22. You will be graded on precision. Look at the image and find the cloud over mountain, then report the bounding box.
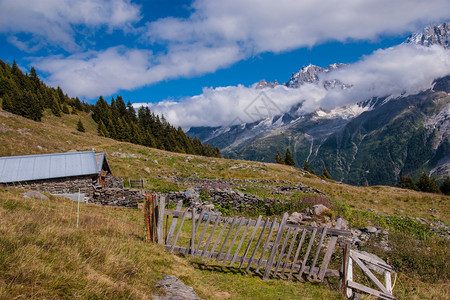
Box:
[138,43,450,128]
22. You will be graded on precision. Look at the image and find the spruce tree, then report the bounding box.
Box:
[97,120,108,137]
[275,150,285,164]
[416,171,440,193]
[322,167,331,179]
[303,161,310,172]
[77,119,85,132]
[62,103,70,114]
[284,148,295,166]
[397,175,416,190]
[440,177,450,195]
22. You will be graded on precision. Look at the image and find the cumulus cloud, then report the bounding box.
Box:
[29,0,450,98]
[0,0,141,51]
[35,44,242,98]
[320,44,450,108]
[136,43,450,128]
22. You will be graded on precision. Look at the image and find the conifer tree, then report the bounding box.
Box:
[284,148,295,166]
[77,119,85,132]
[275,150,285,164]
[440,177,450,195]
[416,171,439,193]
[62,103,70,114]
[97,120,108,137]
[303,161,310,172]
[397,175,416,190]
[322,167,331,179]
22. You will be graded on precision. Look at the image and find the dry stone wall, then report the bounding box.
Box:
[4,175,143,208]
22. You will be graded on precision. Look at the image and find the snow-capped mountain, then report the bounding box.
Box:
[406,22,450,48]
[187,23,450,186]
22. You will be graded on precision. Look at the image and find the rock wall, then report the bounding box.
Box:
[91,187,143,208]
[4,176,96,197]
[4,175,142,208]
[164,188,265,211]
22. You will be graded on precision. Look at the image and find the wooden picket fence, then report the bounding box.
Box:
[152,194,353,282]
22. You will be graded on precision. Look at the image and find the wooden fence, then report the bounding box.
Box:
[153,194,353,282]
[342,243,395,300]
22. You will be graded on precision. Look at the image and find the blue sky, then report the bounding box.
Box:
[0,0,449,127]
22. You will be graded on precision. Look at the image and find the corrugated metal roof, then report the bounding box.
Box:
[0,151,102,183]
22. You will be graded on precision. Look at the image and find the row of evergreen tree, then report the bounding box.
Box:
[397,172,450,195]
[0,59,220,158]
[92,96,221,157]
[0,60,91,121]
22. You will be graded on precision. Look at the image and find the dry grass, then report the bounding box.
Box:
[1,108,449,299]
[0,189,344,299]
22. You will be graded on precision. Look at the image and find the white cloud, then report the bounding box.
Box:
[26,0,450,98]
[320,44,450,108]
[0,0,141,51]
[35,44,242,98]
[147,0,450,53]
[136,44,450,129]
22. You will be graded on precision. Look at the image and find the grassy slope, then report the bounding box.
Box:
[0,108,449,299]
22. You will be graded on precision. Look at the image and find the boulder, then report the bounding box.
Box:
[312,204,329,216]
[22,191,49,200]
[154,275,203,300]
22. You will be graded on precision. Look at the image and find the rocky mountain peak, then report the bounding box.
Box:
[406,22,450,48]
[255,79,280,89]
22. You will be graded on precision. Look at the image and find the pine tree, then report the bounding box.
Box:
[62,103,70,114]
[97,120,108,137]
[284,148,295,166]
[77,119,85,132]
[322,167,331,179]
[275,150,285,164]
[416,171,439,193]
[303,161,310,172]
[397,175,416,190]
[2,94,13,112]
[440,177,450,195]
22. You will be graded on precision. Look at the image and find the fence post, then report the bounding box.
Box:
[156,194,165,245]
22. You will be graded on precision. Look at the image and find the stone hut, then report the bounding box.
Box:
[0,151,143,207]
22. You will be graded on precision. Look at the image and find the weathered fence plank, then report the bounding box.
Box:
[166,200,183,245]
[239,215,262,269]
[288,228,307,280]
[309,226,328,280]
[201,216,220,259]
[263,212,289,280]
[207,217,231,262]
[215,216,238,262]
[231,218,251,266]
[298,227,317,280]
[256,217,277,273]
[273,227,292,277]
[156,195,165,245]
[246,217,270,272]
[195,211,211,254]
[281,227,299,278]
[318,218,342,280]
[223,217,245,264]
[170,209,188,251]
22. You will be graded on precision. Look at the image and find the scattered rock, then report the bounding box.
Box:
[154,275,203,300]
[153,160,159,164]
[22,191,49,200]
[144,167,151,174]
[36,145,43,150]
[197,164,205,168]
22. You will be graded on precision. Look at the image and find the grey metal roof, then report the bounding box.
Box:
[0,151,103,183]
